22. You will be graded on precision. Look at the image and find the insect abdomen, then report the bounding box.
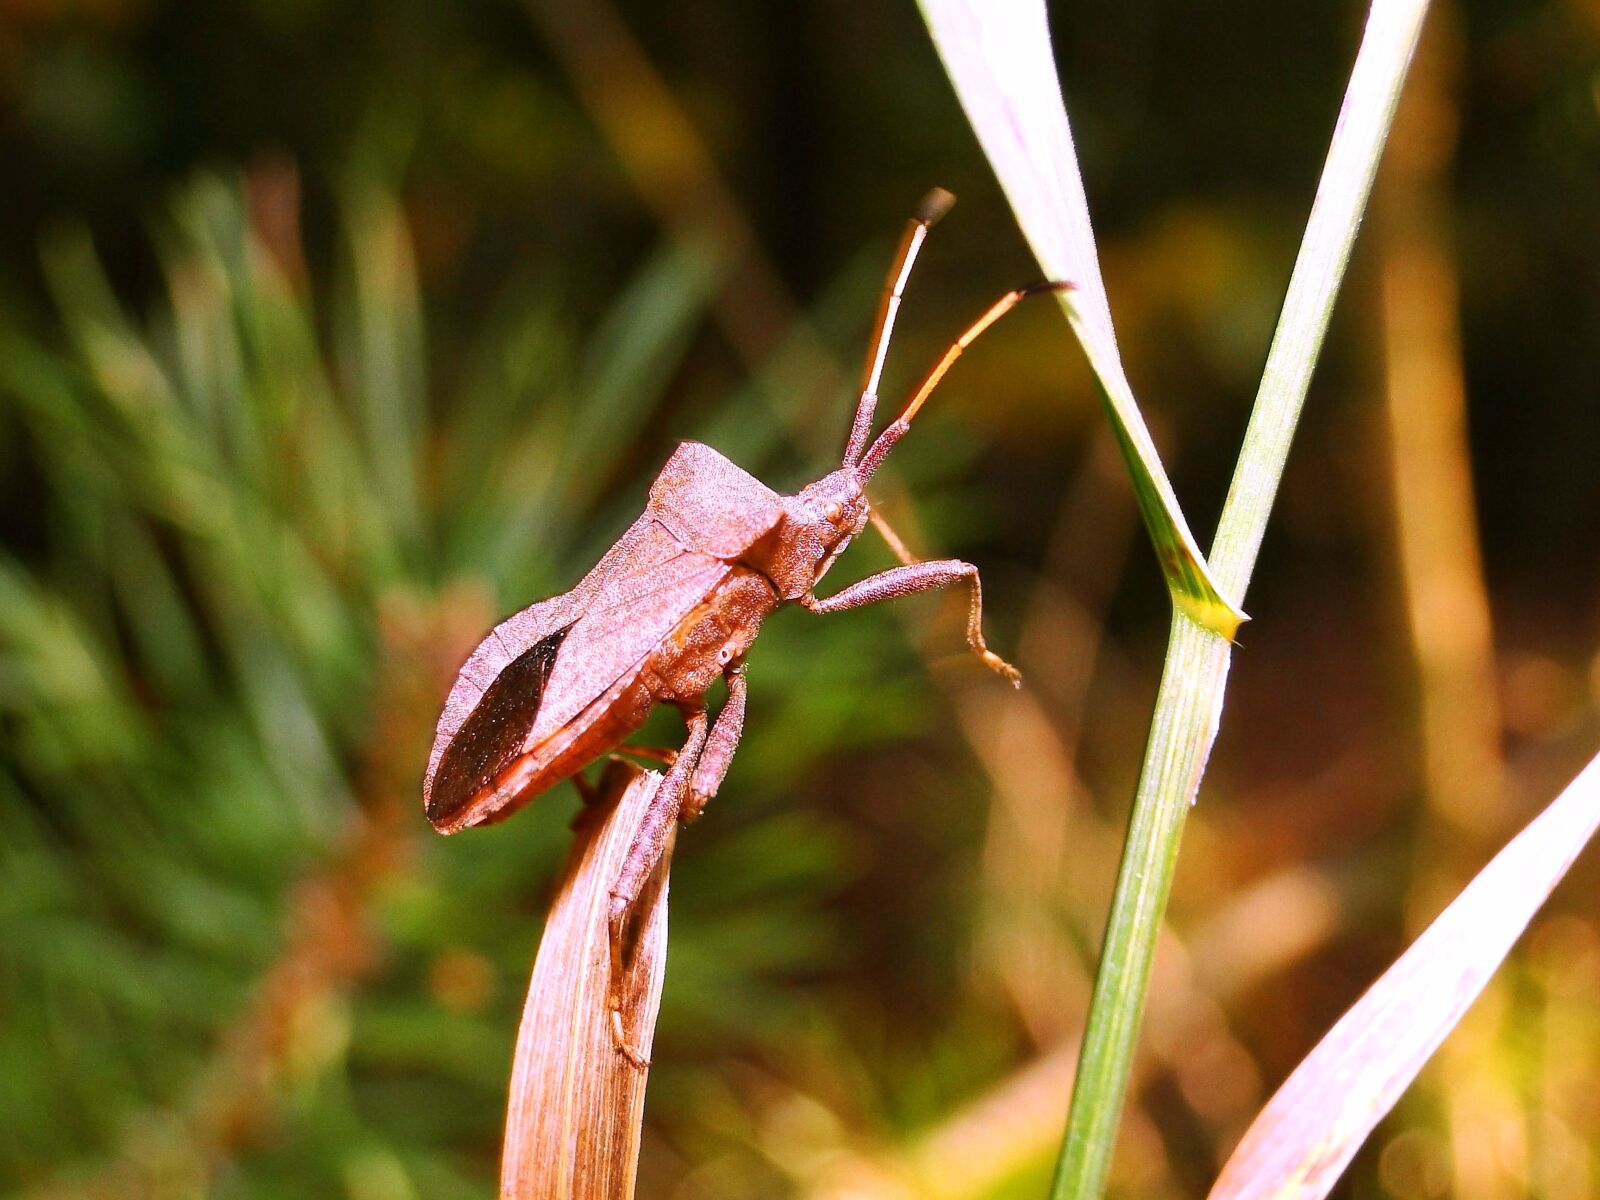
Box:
[643,569,777,702]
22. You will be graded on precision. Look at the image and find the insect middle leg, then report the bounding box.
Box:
[683,663,747,823]
[802,559,1021,686]
[606,704,709,1068]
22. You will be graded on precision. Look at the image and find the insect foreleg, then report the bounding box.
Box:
[683,664,747,823]
[607,705,710,1069]
[802,559,1022,686]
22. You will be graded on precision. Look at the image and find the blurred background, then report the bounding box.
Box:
[1,0,1598,1197]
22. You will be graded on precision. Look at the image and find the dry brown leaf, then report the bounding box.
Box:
[500,761,673,1200]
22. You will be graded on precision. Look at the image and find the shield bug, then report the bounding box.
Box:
[423,189,1069,1064]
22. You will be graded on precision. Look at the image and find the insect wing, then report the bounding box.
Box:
[423,514,729,827]
[528,536,728,745]
[427,513,666,780]
[648,441,782,559]
[427,624,573,825]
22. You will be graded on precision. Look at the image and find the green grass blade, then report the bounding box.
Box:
[1053,4,1432,1198]
[918,0,1245,639]
[918,1,1430,1196]
[1210,0,1433,595]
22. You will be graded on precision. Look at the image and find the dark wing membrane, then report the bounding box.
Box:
[423,587,583,816]
[426,625,571,823]
[424,512,669,791]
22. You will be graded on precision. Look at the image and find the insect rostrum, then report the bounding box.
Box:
[422,189,1068,1066]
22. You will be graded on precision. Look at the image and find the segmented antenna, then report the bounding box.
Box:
[857,281,1074,480]
[845,188,957,465]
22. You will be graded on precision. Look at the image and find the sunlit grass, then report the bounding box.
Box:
[920,0,1438,1196]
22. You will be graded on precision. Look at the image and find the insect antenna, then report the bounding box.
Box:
[844,187,957,466]
[856,280,1074,481]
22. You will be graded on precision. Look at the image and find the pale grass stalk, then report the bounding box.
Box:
[1375,13,1520,1197]
[1378,11,1504,847]
[500,763,672,1200]
[919,0,1243,635]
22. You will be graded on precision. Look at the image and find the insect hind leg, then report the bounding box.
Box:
[618,743,679,767]
[606,705,710,1069]
[573,743,680,812]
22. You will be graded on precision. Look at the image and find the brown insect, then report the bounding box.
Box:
[422,189,1068,1065]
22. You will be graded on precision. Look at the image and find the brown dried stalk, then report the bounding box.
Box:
[1375,14,1519,1199]
[500,760,673,1200]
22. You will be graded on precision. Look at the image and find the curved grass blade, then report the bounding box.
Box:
[1210,750,1600,1200]
[917,0,1245,638]
[918,3,1433,1198]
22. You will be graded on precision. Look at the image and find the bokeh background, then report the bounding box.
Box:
[2,1,1598,1197]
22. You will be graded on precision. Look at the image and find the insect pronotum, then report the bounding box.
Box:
[422,189,1069,1066]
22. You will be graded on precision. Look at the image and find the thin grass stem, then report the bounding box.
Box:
[1050,2,1432,1196]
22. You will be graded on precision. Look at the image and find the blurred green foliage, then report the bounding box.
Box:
[0,166,972,1192]
[0,168,945,1194]
[1,1,1598,1198]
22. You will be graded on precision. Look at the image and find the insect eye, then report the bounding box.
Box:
[823,501,844,524]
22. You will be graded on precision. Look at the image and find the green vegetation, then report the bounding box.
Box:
[2,2,1597,1197]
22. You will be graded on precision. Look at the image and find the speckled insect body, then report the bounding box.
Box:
[422,190,1067,1066]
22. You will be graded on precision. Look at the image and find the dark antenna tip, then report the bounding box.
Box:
[1021,279,1075,298]
[915,187,957,228]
